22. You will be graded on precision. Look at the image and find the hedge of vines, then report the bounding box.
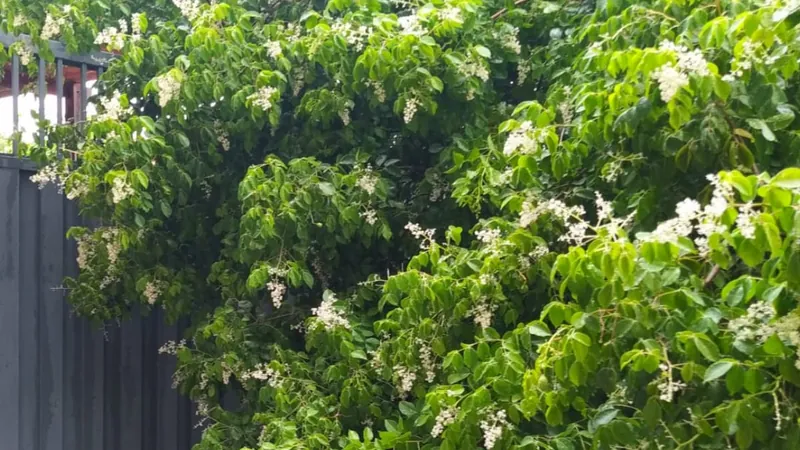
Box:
[8,0,800,448]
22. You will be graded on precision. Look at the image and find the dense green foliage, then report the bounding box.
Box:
[9,0,800,448]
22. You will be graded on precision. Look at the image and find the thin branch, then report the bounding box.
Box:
[703,264,720,286]
[492,0,529,20]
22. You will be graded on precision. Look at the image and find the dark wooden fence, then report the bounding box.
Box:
[0,34,199,450]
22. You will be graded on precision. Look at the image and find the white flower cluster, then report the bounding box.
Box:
[356,166,379,195]
[496,26,521,55]
[96,91,133,122]
[394,365,417,397]
[266,280,286,308]
[736,202,757,239]
[158,339,187,355]
[331,21,372,52]
[729,302,800,368]
[652,40,710,102]
[76,235,94,270]
[339,106,352,126]
[248,86,279,112]
[405,222,436,249]
[41,13,66,40]
[398,14,425,37]
[468,297,497,329]
[656,363,686,402]
[460,60,490,82]
[431,406,458,438]
[503,121,548,156]
[131,13,143,40]
[723,39,780,81]
[99,228,122,288]
[143,280,163,305]
[111,177,134,204]
[360,209,378,225]
[12,14,26,29]
[155,73,182,107]
[367,80,386,103]
[30,163,67,192]
[241,363,283,388]
[417,339,436,382]
[404,97,420,123]
[95,19,129,50]
[173,0,200,21]
[214,121,231,151]
[264,40,282,59]
[476,228,501,246]
[479,409,509,449]
[16,43,34,66]
[66,177,89,200]
[644,174,735,255]
[438,7,463,23]
[517,60,531,85]
[311,293,351,330]
[518,198,585,229]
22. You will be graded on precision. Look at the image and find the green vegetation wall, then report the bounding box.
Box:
[7,0,800,448]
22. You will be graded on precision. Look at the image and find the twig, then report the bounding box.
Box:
[492,0,529,20]
[703,264,720,286]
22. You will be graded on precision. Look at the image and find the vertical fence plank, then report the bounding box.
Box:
[38,56,46,146]
[56,59,64,127]
[142,313,158,450]
[120,312,143,450]
[80,64,88,125]
[103,324,121,450]
[19,172,40,450]
[0,164,21,449]
[39,188,65,450]
[156,314,180,450]
[12,54,19,155]
[62,201,81,450]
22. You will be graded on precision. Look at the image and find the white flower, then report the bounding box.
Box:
[360,209,378,225]
[96,91,133,122]
[155,73,182,107]
[111,177,134,204]
[675,198,701,221]
[431,406,458,438]
[417,339,436,383]
[736,202,757,239]
[248,86,279,112]
[357,166,379,195]
[12,14,26,29]
[266,280,286,308]
[595,192,614,222]
[439,7,463,23]
[468,297,497,329]
[241,363,283,388]
[652,65,688,102]
[503,122,547,156]
[366,80,386,103]
[94,26,126,50]
[476,228,501,246]
[30,163,67,192]
[158,339,187,355]
[405,222,436,249]
[398,14,425,36]
[404,97,420,123]
[16,43,34,66]
[264,40,282,59]
[144,281,163,305]
[479,409,509,449]
[41,13,63,41]
[460,60,490,82]
[312,292,351,330]
[172,0,200,21]
[394,365,417,396]
[131,13,143,40]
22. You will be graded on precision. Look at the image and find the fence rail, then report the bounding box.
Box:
[0,33,199,450]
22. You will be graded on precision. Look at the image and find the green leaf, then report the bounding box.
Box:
[160,201,172,218]
[589,408,618,431]
[528,321,551,337]
[318,182,336,196]
[398,401,416,416]
[772,168,800,189]
[694,336,720,361]
[350,350,367,360]
[704,361,734,382]
[474,45,491,58]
